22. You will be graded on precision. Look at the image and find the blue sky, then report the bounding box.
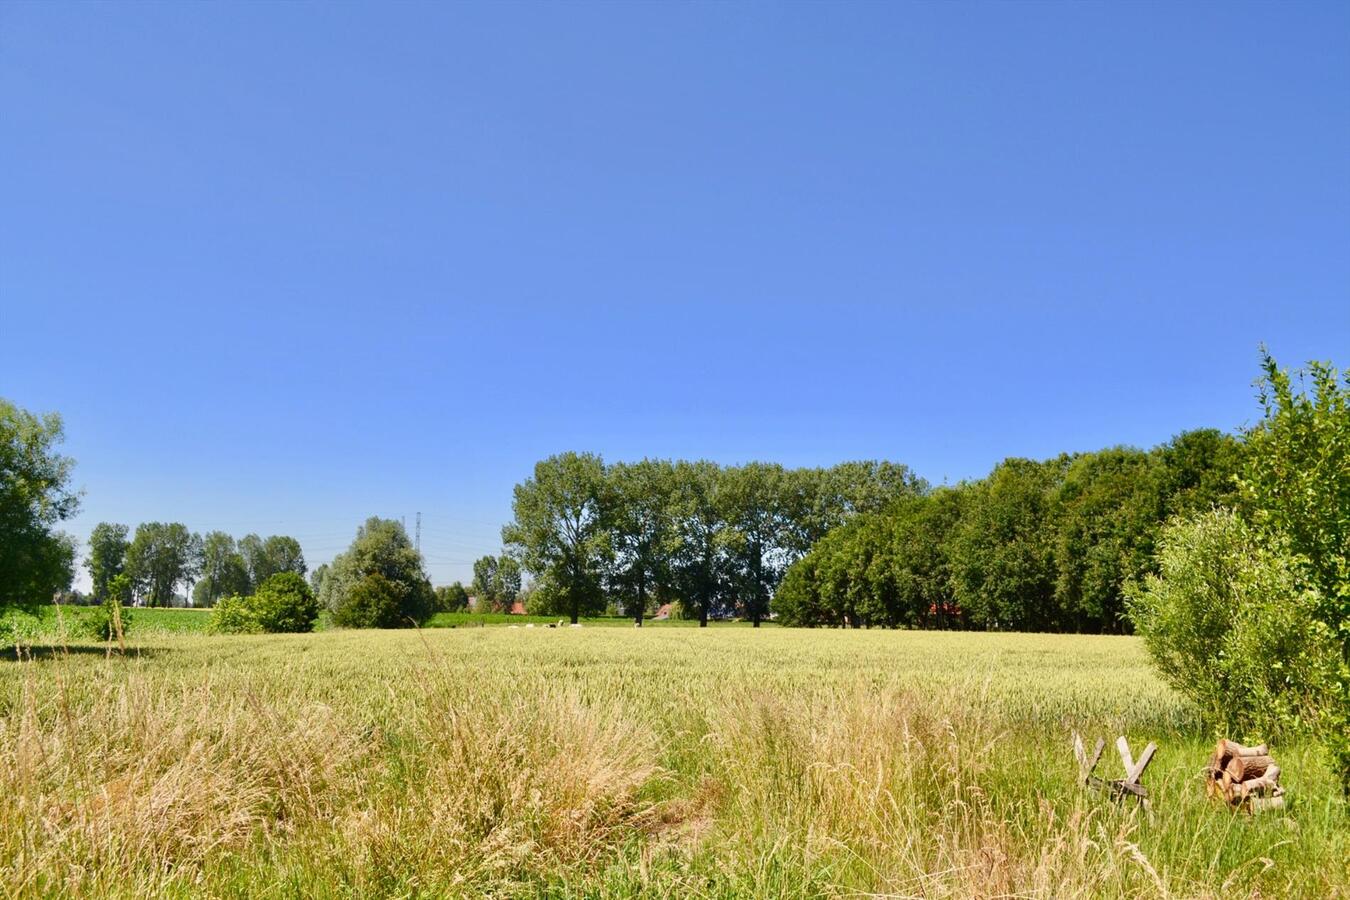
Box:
[2,1,1347,588]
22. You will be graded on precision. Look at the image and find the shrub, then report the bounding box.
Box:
[80,599,132,643]
[332,573,412,629]
[211,595,261,634]
[1239,353,1350,790]
[1126,509,1339,740]
[251,572,319,633]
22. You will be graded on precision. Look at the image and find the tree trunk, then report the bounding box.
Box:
[634,574,645,628]
[699,602,708,627]
[750,543,763,628]
[570,590,579,625]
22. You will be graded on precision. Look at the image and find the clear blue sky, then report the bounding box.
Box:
[3,1,1347,589]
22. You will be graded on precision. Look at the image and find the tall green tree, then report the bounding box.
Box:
[1052,448,1162,633]
[320,517,433,628]
[0,399,80,610]
[887,488,967,628]
[949,457,1067,631]
[791,460,927,551]
[666,460,734,627]
[1241,353,1349,608]
[604,458,677,627]
[721,462,796,627]
[124,523,203,607]
[193,531,250,607]
[815,515,898,628]
[85,522,130,602]
[239,533,306,590]
[471,555,499,608]
[472,553,522,612]
[1154,428,1244,519]
[503,452,609,624]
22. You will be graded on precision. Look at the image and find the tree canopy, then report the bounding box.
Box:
[85,522,129,603]
[0,399,80,610]
[778,431,1246,632]
[501,454,925,626]
[125,523,202,608]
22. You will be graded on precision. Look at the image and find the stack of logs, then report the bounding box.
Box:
[1207,739,1284,812]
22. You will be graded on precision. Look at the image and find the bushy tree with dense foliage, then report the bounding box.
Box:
[503,452,610,624]
[332,573,415,629]
[0,399,80,610]
[250,571,320,633]
[1154,428,1244,519]
[1051,448,1162,632]
[321,517,433,628]
[1241,354,1348,789]
[887,488,968,628]
[1128,509,1338,738]
[1240,354,1348,620]
[949,457,1067,631]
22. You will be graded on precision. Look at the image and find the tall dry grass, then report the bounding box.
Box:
[1,628,1346,897]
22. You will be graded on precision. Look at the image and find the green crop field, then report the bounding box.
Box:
[1,627,1346,898]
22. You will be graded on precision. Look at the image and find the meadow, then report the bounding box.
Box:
[1,626,1346,898]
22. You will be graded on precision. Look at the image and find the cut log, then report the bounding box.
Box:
[1235,765,1282,799]
[1218,739,1268,758]
[1225,754,1274,781]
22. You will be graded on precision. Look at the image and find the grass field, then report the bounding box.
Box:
[1,627,1346,898]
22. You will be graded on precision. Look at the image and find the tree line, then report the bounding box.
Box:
[84,523,306,607]
[499,457,926,625]
[775,430,1242,631]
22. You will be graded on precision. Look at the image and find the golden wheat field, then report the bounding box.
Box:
[1,626,1346,898]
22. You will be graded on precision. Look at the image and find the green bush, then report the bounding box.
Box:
[1240,353,1350,790]
[251,572,319,633]
[80,599,132,642]
[209,574,319,635]
[331,573,418,629]
[211,595,262,634]
[1127,509,1339,741]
